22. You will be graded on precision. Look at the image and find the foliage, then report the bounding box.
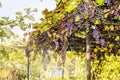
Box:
[1,47,120,80]
[92,55,120,80]
[0,8,37,42]
[0,8,38,65]
[0,0,120,80]
[0,44,27,80]
[29,0,120,64]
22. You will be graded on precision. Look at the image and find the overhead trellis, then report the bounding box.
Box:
[28,0,120,54]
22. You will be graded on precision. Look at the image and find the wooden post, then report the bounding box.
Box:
[14,45,31,80]
[86,26,91,80]
[27,55,30,80]
[25,46,30,80]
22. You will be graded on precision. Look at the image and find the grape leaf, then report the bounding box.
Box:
[24,8,30,14]
[24,15,35,21]
[94,19,100,25]
[55,0,61,4]
[2,17,9,21]
[1,49,9,60]
[65,0,78,13]
[32,8,38,12]
[94,48,98,53]
[97,0,104,6]
[16,12,22,15]
[53,13,58,24]
[115,36,120,41]
[75,15,80,22]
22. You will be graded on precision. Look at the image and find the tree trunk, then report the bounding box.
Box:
[86,27,91,80]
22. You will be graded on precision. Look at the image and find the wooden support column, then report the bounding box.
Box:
[25,46,30,80]
[86,26,91,80]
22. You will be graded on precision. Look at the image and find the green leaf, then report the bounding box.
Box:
[97,0,104,6]
[65,0,78,13]
[9,22,17,27]
[75,15,80,22]
[55,0,61,4]
[24,8,30,14]
[62,0,67,2]
[115,36,120,41]
[94,48,98,53]
[24,15,35,21]
[94,19,101,25]
[41,26,50,33]
[32,8,38,12]
[75,32,86,39]
[16,12,22,15]
[53,13,58,24]
[66,51,76,58]
[104,26,109,30]
[2,17,9,21]
[1,49,9,60]
[6,29,13,37]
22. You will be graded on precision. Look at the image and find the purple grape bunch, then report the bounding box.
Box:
[67,21,74,37]
[93,29,100,44]
[100,38,105,47]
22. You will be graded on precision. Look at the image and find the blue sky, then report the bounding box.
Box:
[0,0,56,40]
[0,0,56,20]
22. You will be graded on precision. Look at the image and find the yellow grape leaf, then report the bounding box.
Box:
[58,13,64,20]
[104,25,109,30]
[65,0,79,13]
[53,13,58,24]
[97,0,104,6]
[61,28,67,34]
[104,13,109,18]
[96,46,101,51]
[109,48,112,53]
[47,31,52,38]
[53,32,56,38]
[109,43,114,48]
[103,47,108,52]
[47,19,52,24]
[118,49,120,55]
[42,8,48,15]
[83,13,88,19]
[75,32,86,39]
[94,48,98,53]
[75,15,80,22]
[94,19,100,25]
[1,68,9,77]
[109,25,114,31]
[66,51,76,58]
[77,0,81,1]
[56,34,60,39]
[55,0,61,4]
[41,26,50,33]
[118,15,120,20]
[100,48,104,52]
[115,36,120,41]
